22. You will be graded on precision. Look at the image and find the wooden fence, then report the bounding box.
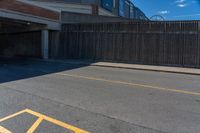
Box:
[0,21,199,68]
[50,21,200,68]
[62,21,200,33]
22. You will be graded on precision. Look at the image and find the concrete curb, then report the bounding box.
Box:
[90,64,200,76]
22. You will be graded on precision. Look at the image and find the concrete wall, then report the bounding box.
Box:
[61,12,131,23]
[82,0,100,5]
[22,0,115,16]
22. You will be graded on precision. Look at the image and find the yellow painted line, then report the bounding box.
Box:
[0,109,89,133]
[0,110,27,123]
[26,117,43,133]
[0,126,12,133]
[56,73,200,96]
[26,109,89,133]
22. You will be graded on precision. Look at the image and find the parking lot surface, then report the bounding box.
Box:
[0,59,200,133]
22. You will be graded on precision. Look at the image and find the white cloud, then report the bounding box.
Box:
[177,3,188,7]
[158,10,170,15]
[174,0,189,7]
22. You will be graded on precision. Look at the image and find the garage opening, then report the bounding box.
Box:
[0,18,45,59]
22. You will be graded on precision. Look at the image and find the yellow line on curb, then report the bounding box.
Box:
[56,73,200,96]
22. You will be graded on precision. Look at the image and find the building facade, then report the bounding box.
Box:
[29,0,148,20]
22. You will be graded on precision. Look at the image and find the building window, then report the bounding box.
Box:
[101,0,113,11]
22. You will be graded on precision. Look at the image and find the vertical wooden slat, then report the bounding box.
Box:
[49,21,200,68]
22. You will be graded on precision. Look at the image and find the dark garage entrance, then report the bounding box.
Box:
[0,18,45,59]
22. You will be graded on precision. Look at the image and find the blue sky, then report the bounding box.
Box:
[132,0,200,20]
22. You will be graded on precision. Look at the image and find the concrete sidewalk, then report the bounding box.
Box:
[91,62,200,75]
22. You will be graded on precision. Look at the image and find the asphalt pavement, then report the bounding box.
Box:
[0,59,200,133]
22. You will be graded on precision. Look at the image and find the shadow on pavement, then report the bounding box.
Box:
[0,57,92,84]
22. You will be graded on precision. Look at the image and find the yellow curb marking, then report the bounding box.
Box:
[0,126,12,133]
[0,109,89,133]
[56,73,200,96]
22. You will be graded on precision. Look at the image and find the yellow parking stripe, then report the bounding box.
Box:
[26,117,43,133]
[26,109,89,133]
[56,73,200,96]
[0,126,12,133]
[0,110,27,123]
[0,109,89,133]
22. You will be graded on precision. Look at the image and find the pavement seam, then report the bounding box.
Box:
[0,84,166,133]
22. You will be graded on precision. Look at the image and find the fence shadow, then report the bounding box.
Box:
[0,57,93,84]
